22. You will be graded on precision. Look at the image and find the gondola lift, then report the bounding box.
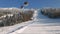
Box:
[20,0,29,8]
[24,1,29,6]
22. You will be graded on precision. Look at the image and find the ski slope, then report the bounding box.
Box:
[0,8,60,34]
[9,9,60,34]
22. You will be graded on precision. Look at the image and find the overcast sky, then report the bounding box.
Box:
[0,0,60,8]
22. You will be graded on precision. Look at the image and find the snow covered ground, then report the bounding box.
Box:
[9,9,60,34]
[0,8,35,34]
[0,8,60,34]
